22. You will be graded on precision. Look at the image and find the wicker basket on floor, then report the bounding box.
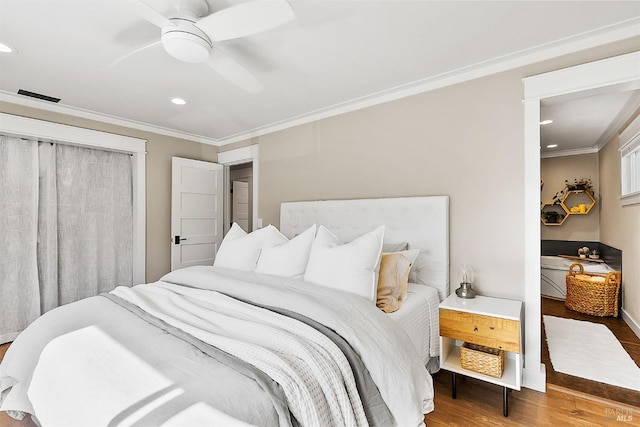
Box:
[565,262,621,317]
[460,342,504,378]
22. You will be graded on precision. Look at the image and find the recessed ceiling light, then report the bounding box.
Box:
[546,144,558,148]
[170,97,186,105]
[0,42,16,53]
[540,119,554,125]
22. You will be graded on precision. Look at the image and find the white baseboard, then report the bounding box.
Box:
[622,308,640,340]
[523,364,546,392]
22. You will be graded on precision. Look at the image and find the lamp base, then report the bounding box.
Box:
[455,282,476,299]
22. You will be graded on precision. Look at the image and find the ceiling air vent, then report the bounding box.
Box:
[17,89,60,103]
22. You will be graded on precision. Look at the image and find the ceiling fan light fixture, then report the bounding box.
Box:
[162,30,211,63]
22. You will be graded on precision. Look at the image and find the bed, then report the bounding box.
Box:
[0,196,449,427]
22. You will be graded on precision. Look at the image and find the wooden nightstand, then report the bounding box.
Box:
[439,293,523,417]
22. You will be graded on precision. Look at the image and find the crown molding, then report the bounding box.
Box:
[0,91,221,146]
[1,17,639,147]
[618,100,640,151]
[541,90,640,159]
[595,91,640,151]
[540,146,599,159]
[219,18,640,145]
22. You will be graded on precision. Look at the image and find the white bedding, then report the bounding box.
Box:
[389,283,440,370]
[279,197,448,374]
[111,283,368,427]
[162,267,434,426]
[1,267,434,427]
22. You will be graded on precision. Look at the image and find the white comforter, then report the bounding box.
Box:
[111,283,368,427]
[1,266,434,426]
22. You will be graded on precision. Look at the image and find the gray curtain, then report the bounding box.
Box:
[1,136,133,344]
[0,136,40,343]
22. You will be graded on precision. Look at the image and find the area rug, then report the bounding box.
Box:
[543,315,640,391]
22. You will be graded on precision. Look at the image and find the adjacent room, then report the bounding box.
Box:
[539,89,640,407]
[1,1,639,426]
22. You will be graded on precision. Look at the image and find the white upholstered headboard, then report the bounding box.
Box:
[280,196,450,301]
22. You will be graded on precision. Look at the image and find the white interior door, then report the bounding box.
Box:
[171,157,223,270]
[232,180,250,232]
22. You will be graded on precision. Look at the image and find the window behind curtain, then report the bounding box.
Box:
[0,136,133,343]
[39,143,133,311]
[0,135,40,343]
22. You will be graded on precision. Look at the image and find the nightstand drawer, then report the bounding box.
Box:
[439,309,520,352]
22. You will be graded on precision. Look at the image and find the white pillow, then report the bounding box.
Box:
[382,242,408,252]
[255,224,317,278]
[213,223,286,271]
[304,225,385,302]
[398,248,420,266]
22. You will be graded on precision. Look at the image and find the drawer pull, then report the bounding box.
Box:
[490,326,495,330]
[473,327,478,332]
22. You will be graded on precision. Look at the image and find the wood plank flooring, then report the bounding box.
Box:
[541,297,640,407]
[0,310,640,427]
[0,343,36,427]
[0,345,7,365]
[425,371,640,426]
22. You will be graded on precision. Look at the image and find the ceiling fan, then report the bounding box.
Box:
[115,0,295,93]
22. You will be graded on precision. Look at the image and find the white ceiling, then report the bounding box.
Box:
[0,1,639,146]
[540,89,640,158]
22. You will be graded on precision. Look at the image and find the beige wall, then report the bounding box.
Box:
[218,37,640,309]
[540,153,600,241]
[2,35,639,350]
[236,71,527,300]
[599,114,640,326]
[542,139,639,327]
[145,137,217,281]
[0,101,218,282]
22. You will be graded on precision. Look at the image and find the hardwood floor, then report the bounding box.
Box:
[0,343,36,427]
[0,344,7,364]
[542,297,640,407]
[425,371,640,426]
[3,336,640,427]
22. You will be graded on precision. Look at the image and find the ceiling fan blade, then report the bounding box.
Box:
[125,0,174,28]
[196,0,294,42]
[207,49,263,93]
[110,40,163,67]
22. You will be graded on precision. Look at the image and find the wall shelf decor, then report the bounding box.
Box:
[540,188,596,226]
[561,189,596,215]
[540,202,568,225]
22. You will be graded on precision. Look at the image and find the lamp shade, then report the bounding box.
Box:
[460,264,474,284]
[456,264,476,298]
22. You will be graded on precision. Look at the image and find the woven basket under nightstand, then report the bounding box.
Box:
[565,262,621,317]
[460,342,504,378]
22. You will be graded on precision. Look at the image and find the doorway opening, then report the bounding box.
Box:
[217,145,260,235]
[537,88,640,406]
[229,162,253,232]
[523,51,640,392]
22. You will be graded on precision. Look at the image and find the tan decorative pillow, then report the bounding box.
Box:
[376,252,412,313]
